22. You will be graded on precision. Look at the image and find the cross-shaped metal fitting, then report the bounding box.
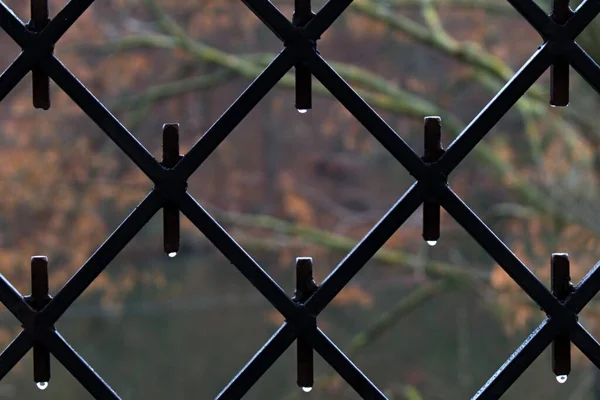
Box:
[550,0,573,107]
[292,0,316,113]
[23,256,52,388]
[551,253,573,383]
[421,116,445,246]
[25,0,52,110]
[292,257,319,392]
[161,123,184,258]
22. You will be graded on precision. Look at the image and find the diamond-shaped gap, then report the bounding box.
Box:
[349,196,556,398]
[451,66,600,288]
[58,210,281,398]
[314,0,542,125]
[445,60,580,242]
[438,0,542,71]
[534,70,600,287]
[58,0,284,54]
[184,80,413,293]
[54,0,286,134]
[16,88,152,293]
[317,246,540,400]
[53,1,181,136]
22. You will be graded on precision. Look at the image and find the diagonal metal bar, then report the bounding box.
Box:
[306,182,425,315]
[564,0,600,40]
[240,0,295,42]
[0,331,32,380]
[40,191,162,325]
[0,1,31,44]
[304,0,353,40]
[304,52,426,178]
[505,0,556,38]
[437,185,561,314]
[176,192,298,318]
[38,0,95,45]
[310,328,387,399]
[567,43,600,97]
[439,44,552,175]
[0,275,33,324]
[472,318,557,399]
[44,330,120,399]
[216,323,296,399]
[566,260,600,313]
[570,323,600,369]
[43,56,164,182]
[173,48,295,180]
[0,50,39,102]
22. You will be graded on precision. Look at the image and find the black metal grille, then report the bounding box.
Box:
[1,0,600,398]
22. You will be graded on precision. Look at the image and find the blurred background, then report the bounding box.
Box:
[1,0,600,398]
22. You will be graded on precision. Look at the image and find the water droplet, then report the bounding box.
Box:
[168,252,177,258]
[297,109,308,114]
[556,375,568,384]
[301,387,312,393]
[426,240,437,247]
[37,382,48,390]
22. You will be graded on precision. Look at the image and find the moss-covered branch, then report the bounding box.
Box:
[214,210,488,283]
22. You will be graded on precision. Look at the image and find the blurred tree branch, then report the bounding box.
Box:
[215,208,488,282]
[72,0,599,238]
[107,24,600,235]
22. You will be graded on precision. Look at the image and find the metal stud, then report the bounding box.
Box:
[293,257,318,392]
[551,253,573,381]
[550,0,573,107]
[28,0,51,110]
[292,0,314,113]
[26,256,51,386]
[422,117,444,246]
[162,123,183,257]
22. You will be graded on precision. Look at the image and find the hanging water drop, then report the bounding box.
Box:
[36,382,48,390]
[297,109,308,114]
[301,387,312,393]
[168,252,177,258]
[556,375,568,384]
[426,240,437,247]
